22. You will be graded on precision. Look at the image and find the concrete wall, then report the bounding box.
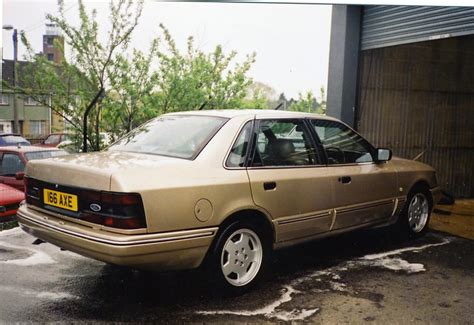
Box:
[326,5,361,127]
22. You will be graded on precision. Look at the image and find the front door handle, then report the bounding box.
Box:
[338,176,352,184]
[263,181,277,191]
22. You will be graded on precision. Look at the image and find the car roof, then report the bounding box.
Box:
[165,109,339,121]
[0,145,63,153]
[0,133,22,136]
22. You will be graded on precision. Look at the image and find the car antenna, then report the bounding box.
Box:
[273,102,284,110]
[412,150,426,161]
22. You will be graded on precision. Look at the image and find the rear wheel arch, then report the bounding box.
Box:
[203,208,275,266]
[216,209,275,244]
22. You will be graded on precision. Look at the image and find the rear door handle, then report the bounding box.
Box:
[338,176,352,184]
[263,181,277,191]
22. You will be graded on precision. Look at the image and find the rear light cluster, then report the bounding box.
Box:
[25,177,40,204]
[25,177,147,230]
[79,191,146,229]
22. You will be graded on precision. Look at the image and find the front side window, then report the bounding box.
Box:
[251,119,318,167]
[310,119,374,164]
[0,153,25,176]
[109,115,227,159]
[226,121,253,168]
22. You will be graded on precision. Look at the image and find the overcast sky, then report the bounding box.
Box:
[2,0,332,99]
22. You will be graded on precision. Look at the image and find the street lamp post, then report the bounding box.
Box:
[3,25,20,134]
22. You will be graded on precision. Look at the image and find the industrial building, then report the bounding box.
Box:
[327,5,474,197]
[1,24,65,140]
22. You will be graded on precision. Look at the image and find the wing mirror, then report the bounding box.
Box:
[15,172,25,180]
[376,148,392,162]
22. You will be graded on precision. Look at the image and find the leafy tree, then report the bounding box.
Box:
[101,44,158,140]
[242,87,268,109]
[11,0,144,152]
[12,38,93,135]
[288,91,316,113]
[151,24,256,113]
[318,85,327,114]
[11,1,260,149]
[101,24,259,140]
[242,81,279,109]
[288,87,326,114]
[50,0,144,151]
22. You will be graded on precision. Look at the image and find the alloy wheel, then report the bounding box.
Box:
[408,193,429,233]
[220,228,263,287]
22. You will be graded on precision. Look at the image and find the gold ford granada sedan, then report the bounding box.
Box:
[17,110,441,292]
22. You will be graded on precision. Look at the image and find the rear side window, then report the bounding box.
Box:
[251,119,318,167]
[226,121,253,168]
[0,153,25,176]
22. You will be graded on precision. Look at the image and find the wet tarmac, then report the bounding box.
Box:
[0,226,472,323]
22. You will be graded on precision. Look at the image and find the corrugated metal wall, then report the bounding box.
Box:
[357,35,474,197]
[361,6,474,50]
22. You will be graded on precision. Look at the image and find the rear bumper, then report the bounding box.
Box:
[17,205,217,271]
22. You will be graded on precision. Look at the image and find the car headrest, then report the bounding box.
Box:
[268,139,295,158]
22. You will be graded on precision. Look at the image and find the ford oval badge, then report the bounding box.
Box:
[90,203,102,212]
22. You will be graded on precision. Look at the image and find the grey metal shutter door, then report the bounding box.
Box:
[361,6,474,50]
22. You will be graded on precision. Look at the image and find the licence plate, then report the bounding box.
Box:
[43,189,78,212]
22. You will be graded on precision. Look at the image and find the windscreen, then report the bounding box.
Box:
[109,115,227,159]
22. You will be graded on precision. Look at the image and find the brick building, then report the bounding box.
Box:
[0,24,66,140]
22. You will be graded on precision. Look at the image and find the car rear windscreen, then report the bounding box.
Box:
[0,135,30,146]
[109,115,228,159]
[44,134,62,144]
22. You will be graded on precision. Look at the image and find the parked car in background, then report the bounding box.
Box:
[0,146,68,191]
[52,132,112,153]
[17,110,441,293]
[0,183,24,222]
[0,133,31,147]
[38,133,70,148]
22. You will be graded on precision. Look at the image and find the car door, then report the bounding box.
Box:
[246,118,336,243]
[0,152,25,190]
[309,119,398,230]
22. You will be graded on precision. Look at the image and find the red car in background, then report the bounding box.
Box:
[38,133,70,148]
[0,183,24,222]
[0,146,68,191]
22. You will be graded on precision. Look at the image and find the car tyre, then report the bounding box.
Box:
[398,186,432,238]
[207,220,271,295]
